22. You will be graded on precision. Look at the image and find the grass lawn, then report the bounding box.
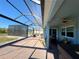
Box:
[0,36,18,43]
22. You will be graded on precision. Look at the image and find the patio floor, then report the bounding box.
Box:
[0,36,73,59]
[0,36,54,59]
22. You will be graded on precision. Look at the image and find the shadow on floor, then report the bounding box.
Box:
[29,58,39,59]
[10,45,46,50]
[47,45,59,59]
[10,42,46,59]
[10,44,59,59]
[0,38,59,59]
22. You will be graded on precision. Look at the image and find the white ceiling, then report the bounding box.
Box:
[49,0,79,27]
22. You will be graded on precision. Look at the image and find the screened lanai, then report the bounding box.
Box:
[0,0,42,26]
[0,0,42,43]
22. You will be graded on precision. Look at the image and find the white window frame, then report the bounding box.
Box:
[61,25,75,38]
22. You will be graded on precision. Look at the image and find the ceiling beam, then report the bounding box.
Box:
[0,14,28,26]
[6,0,35,26]
[24,0,42,27]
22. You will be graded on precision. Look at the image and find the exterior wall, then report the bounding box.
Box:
[57,26,62,41]
[44,17,79,49]
[44,25,49,48]
[43,0,79,45]
[75,17,79,44]
[57,17,79,44]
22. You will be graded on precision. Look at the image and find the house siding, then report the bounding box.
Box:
[57,17,79,44]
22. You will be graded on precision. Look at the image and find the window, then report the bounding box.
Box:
[67,27,74,37]
[61,28,65,36]
[61,27,74,37]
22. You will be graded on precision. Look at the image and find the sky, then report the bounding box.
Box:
[0,0,42,30]
[32,0,40,4]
